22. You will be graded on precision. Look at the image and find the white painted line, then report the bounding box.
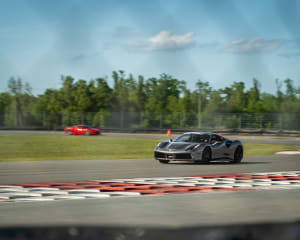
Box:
[275,150,300,155]
[0,185,24,189]
[0,196,10,200]
[1,192,42,198]
[0,188,29,193]
[153,181,181,185]
[195,179,218,182]
[73,194,111,198]
[212,185,233,188]
[177,180,200,184]
[216,178,236,182]
[182,177,204,180]
[28,187,61,191]
[252,179,272,182]
[52,196,86,200]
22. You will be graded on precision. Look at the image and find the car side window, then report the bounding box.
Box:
[192,134,209,143]
[203,135,210,143]
[211,134,224,146]
[210,135,217,144]
[216,135,223,142]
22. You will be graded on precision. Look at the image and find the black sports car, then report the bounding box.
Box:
[154,132,243,164]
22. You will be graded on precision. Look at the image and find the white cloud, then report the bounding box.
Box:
[147,31,195,51]
[128,30,196,51]
[224,38,285,54]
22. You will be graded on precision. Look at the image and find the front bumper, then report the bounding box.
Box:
[154,151,193,161]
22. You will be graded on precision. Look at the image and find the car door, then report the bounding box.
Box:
[81,125,88,135]
[210,134,226,159]
[76,125,85,135]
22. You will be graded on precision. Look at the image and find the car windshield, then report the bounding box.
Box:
[174,134,210,143]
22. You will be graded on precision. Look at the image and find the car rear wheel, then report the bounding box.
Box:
[233,146,243,163]
[159,160,169,164]
[67,130,72,135]
[85,130,91,135]
[201,148,211,163]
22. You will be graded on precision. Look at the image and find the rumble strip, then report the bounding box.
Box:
[0,171,300,203]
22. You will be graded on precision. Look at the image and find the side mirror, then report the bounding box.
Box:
[169,139,173,142]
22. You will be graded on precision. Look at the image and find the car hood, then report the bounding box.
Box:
[160,142,200,151]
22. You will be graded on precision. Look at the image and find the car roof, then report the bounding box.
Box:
[182,132,217,135]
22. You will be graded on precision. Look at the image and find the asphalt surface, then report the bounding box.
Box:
[0,130,299,228]
[1,189,300,227]
[0,155,299,184]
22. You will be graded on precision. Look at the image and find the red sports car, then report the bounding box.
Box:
[64,125,101,135]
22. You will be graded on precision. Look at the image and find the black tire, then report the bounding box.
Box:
[67,130,72,135]
[159,160,169,164]
[233,146,243,163]
[201,147,211,163]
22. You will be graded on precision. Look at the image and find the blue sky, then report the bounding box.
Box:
[0,0,299,94]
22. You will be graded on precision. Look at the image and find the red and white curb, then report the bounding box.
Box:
[275,150,300,155]
[1,171,300,203]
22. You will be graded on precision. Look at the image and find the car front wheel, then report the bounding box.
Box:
[233,146,243,163]
[85,130,91,135]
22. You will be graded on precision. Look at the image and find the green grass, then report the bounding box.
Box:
[0,135,299,161]
[244,142,299,156]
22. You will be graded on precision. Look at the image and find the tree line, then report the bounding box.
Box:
[0,71,299,129]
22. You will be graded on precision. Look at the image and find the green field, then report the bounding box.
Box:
[0,135,299,161]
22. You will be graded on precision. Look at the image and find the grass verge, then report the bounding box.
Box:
[0,135,299,161]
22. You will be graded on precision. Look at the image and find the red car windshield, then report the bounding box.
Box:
[77,125,93,129]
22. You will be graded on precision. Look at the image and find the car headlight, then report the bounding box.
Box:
[192,144,201,150]
[185,144,201,151]
[156,142,164,148]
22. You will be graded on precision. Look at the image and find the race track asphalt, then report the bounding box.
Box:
[1,189,300,227]
[0,155,299,185]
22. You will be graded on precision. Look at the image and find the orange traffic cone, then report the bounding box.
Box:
[167,129,171,137]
